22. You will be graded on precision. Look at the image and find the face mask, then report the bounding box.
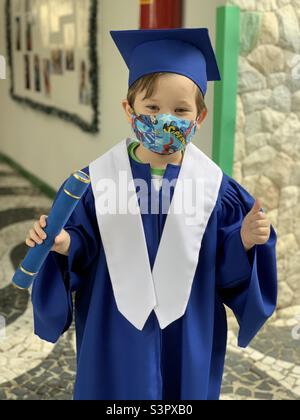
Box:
[130,112,198,155]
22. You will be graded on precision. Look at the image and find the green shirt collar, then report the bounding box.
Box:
[128,141,165,176]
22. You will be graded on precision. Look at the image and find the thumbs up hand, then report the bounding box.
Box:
[240,198,271,251]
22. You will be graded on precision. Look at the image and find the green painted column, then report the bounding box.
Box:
[213,5,240,176]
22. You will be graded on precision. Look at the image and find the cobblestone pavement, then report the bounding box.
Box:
[0,160,299,400]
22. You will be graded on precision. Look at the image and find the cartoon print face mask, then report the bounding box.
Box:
[131,112,198,155]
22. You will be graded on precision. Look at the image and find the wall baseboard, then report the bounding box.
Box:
[0,152,57,199]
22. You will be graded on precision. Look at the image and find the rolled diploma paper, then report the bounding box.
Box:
[12,170,90,290]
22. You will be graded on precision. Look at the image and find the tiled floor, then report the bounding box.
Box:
[0,160,299,400]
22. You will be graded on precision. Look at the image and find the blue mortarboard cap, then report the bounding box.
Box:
[110,28,221,96]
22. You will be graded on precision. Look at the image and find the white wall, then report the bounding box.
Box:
[0,0,225,189]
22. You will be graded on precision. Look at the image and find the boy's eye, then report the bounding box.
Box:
[146,106,190,113]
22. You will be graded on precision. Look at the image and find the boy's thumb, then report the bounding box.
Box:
[249,198,262,215]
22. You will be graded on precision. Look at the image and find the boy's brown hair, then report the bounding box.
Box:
[127,72,206,118]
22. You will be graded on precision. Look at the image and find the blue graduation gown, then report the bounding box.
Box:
[31,153,277,400]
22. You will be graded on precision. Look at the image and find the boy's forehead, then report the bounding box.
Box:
[141,96,194,104]
[140,74,197,100]
[159,73,197,89]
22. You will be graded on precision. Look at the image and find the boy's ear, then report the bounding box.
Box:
[196,107,207,129]
[122,100,133,123]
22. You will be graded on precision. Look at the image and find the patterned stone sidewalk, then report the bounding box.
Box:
[221,316,300,400]
[0,160,300,400]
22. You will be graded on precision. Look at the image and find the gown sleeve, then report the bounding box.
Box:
[216,175,278,348]
[31,168,100,344]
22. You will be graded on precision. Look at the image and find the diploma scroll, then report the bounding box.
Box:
[12,170,91,290]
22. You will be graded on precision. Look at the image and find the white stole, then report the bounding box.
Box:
[89,138,223,330]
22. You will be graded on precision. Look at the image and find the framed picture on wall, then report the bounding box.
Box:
[5,0,99,133]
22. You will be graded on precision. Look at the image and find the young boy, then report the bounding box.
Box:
[26,28,277,400]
